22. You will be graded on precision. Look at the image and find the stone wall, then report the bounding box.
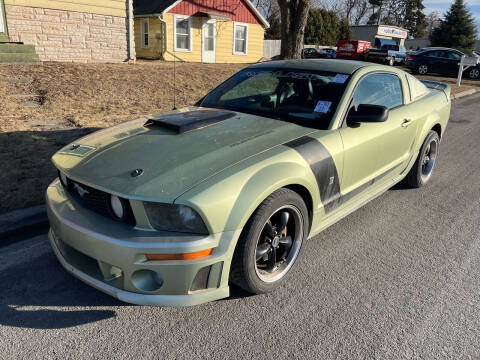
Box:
[5,5,130,63]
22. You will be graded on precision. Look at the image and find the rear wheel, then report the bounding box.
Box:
[230,188,308,294]
[469,67,480,79]
[417,64,429,75]
[403,130,440,188]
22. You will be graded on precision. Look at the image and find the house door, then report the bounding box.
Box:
[202,19,215,63]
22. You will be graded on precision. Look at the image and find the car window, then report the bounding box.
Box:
[406,74,429,101]
[446,51,462,60]
[427,51,442,58]
[352,73,403,110]
[201,68,351,130]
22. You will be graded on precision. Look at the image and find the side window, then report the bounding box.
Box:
[141,19,149,49]
[446,51,462,60]
[427,51,441,58]
[174,16,192,51]
[352,73,403,110]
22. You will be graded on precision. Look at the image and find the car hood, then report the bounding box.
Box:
[52,107,315,201]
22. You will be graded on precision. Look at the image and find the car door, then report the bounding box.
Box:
[425,51,444,73]
[338,72,416,196]
[444,50,463,75]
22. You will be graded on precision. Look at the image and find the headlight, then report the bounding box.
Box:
[143,202,209,235]
[109,194,130,221]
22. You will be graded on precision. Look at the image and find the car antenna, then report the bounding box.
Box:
[172,48,177,110]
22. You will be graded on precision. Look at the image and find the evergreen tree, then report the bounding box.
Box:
[338,18,353,41]
[404,0,426,38]
[265,12,281,39]
[430,0,477,54]
[304,8,340,45]
[304,9,352,45]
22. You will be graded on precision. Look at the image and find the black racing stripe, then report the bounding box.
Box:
[286,136,401,214]
[285,136,341,214]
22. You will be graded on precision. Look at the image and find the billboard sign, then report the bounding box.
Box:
[378,26,407,39]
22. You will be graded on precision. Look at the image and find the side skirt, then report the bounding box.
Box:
[308,163,413,240]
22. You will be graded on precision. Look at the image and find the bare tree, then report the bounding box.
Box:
[424,11,440,37]
[278,0,311,58]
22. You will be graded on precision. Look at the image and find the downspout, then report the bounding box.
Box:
[158,14,185,62]
[127,0,135,61]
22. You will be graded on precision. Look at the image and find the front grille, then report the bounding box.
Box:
[60,174,134,224]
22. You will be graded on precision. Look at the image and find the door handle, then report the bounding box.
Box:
[401,119,412,127]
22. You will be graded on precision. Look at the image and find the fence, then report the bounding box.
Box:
[265,39,480,58]
[263,40,336,59]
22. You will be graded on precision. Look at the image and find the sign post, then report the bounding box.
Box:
[457,55,479,86]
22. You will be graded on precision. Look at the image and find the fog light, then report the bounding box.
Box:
[131,269,163,292]
[110,195,124,218]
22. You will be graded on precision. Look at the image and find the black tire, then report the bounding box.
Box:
[230,188,309,294]
[417,64,429,75]
[403,130,440,188]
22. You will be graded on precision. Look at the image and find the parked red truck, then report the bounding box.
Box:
[336,40,371,60]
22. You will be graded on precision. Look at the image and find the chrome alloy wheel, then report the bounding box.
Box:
[421,137,438,182]
[469,68,480,79]
[418,64,428,75]
[254,205,303,283]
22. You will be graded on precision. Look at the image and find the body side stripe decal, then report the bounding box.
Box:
[285,136,401,214]
[285,136,341,214]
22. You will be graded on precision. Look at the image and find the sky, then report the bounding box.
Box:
[424,0,480,34]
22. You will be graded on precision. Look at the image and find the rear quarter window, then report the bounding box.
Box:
[406,74,429,101]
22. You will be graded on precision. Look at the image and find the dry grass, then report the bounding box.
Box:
[0,61,477,214]
[0,61,246,213]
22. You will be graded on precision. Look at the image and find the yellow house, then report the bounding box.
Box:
[0,0,135,62]
[133,0,269,63]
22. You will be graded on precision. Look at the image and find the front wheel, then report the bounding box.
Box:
[388,57,395,66]
[403,130,440,188]
[230,188,309,294]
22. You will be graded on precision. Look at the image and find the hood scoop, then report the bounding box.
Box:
[145,109,236,134]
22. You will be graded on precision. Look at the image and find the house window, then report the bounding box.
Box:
[233,23,248,55]
[174,16,192,52]
[141,19,149,48]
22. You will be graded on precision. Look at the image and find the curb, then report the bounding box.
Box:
[0,205,49,247]
[451,88,478,100]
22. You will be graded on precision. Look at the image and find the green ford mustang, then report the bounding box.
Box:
[46,60,451,306]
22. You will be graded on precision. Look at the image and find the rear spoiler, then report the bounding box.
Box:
[421,80,451,101]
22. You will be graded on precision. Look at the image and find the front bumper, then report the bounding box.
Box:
[46,180,241,306]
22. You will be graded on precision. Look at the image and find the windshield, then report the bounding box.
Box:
[200,67,351,130]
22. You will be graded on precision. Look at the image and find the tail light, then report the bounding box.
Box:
[407,55,416,61]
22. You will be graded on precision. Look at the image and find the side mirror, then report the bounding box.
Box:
[347,104,389,125]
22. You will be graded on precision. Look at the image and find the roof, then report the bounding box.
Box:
[134,0,177,16]
[133,0,269,28]
[420,47,463,53]
[248,59,373,75]
[351,24,408,31]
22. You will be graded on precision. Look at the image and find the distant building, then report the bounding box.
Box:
[133,0,269,63]
[351,25,408,46]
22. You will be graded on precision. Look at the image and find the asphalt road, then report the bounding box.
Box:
[1,93,480,360]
